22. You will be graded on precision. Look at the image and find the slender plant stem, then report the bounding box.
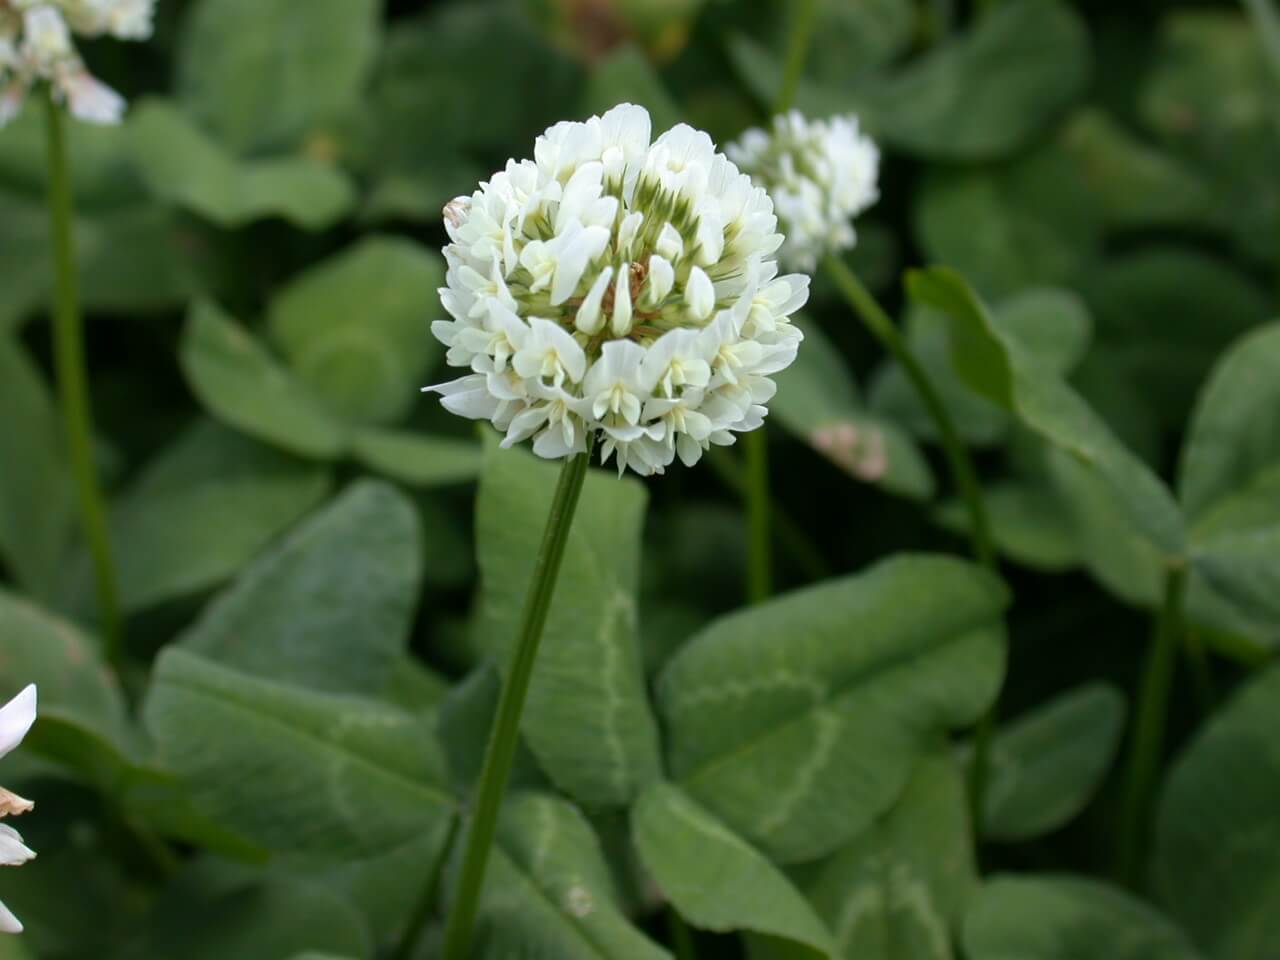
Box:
[775,0,819,114]
[1116,565,1187,889]
[440,448,592,960]
[393,815,462,960]
[822,257,996,570]
[743,430,773,604]
[667,908,699,960]
[823,254,1000,829]
[732,0,822,608]
[43,90,122,664]
[707,447,829,583]
[735,0,821,608]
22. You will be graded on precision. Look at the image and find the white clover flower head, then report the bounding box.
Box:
[59,0,155,39]
[0,0,152,127]
[0,684,38,935]
[727,111,880,273]
[426,103,810,477]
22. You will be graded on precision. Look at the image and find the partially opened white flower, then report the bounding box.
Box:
[727,111,879,272]
[426,103,810,476]
[0,0,155,127]
[0,684,37,935]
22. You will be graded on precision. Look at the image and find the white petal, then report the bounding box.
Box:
[551,225,609,306]
[610,267,633,337]
[0,897,21,933]
[0,824,35,866]
[22,7,72,60]
[532,418,585,459]
[574,266,613,336]
[61,72,126,126]
[677,432,704,468]
[554,161,604,233]
[774,274,811,316]
[645,255,674,306]
[695,209,726,265]
[534,317,588,383]
[0,686,36,760]
[503,404,550,446]
[655,223,683,261]
[425,375,501,421]
[599,102,652,162]
[617,211,644,257]
[686,266,714,321]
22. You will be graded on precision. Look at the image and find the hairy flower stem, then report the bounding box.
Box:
[43,89,123,666]
[823,254,1000,828]
[1116,565,1187,889]
[441,447,593,960]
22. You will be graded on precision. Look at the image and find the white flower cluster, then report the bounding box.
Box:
[0,0,155,126]
[427,103,810,477]
[727,111,879,272]
[0,685,37,935]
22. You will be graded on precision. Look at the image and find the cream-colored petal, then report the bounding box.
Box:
[0,787,33,818]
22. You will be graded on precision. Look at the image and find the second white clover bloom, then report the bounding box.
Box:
[427,103,811,477]
[59,0,156,39]
[0,684,37,935]
[727,111,880,272]
[0,0,154,127]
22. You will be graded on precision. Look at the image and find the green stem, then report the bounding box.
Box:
[775,0,819,114]
[823,254,999,829]
[393,815,462,960]
[1116,566,1187,889]
[734,0,822,610]
[441,447,592,960]
[707,447,829,583]
[667,908,699,960]
[823,257,996,570]
[43,90,122,665]
[744,429,773,604]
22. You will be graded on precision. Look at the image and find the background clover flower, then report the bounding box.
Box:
[427,102,810,477]
[727,110,880,272]
[0,685,37,935]
[0,0,155,126]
